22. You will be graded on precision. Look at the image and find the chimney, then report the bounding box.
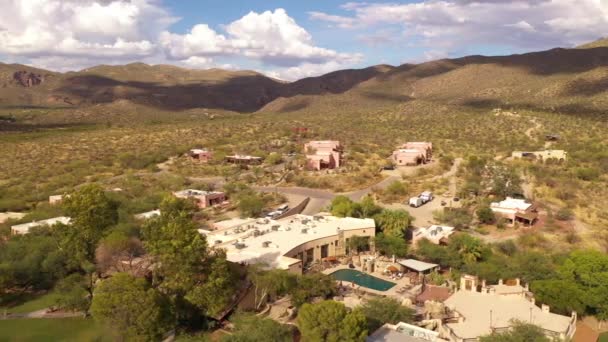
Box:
[524,283,529,291]
[541,304,550,313]
[481,279,486,288]
[515,278,521,286]
[571,311,577,320]
[498,279,503,285]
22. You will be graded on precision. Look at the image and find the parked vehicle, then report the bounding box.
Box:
[265,211,281,219]
[277,204,289,213]
[420,191,434,202]
[409,197,423,208]
[441,200,447,206]
[453,197,460,202]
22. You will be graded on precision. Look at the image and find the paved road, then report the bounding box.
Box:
[256,158,463,217]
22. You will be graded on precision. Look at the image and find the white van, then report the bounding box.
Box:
[409,197,423,208]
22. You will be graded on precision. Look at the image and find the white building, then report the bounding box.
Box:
[10,216,71,235]
[490,197,537,225]
[202,214,376,274]
[442,275,577,341]
[368,322,446,342]
[134,209,161,220]
[412,225,454,245]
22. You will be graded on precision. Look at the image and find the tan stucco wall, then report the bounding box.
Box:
[283,227,375,264]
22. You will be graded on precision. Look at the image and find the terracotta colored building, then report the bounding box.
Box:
[304,140,343,171]
[173,189,227,208]
[391,142,433,166]
[189,148,212,163]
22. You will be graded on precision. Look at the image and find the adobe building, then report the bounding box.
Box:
[202,214,375,274]
[392,142,433,166]
[173,189,227,209]
[304,140,343,171]
[188,148,213,163]
[512,149,567,162]
[442,275,577,341]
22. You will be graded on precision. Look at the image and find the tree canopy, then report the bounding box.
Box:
[91,273,173,341]
[374,209,413,238]
[298,300,367,342]
[222,313,292,342]
[360,297,414,332]
[374,233,408,257]
[532,250,608,319]
[142,196,237,318]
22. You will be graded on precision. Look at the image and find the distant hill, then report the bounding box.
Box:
[1,41,607,120]
[0,62,389,114]
[261,46,608,116]
[577,37,608,49]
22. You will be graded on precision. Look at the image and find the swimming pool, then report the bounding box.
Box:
[330,269,396,291]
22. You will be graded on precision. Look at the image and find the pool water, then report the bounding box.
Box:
[330,269,396,291]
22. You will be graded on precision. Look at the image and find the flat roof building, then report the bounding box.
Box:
[188,148,213,163]
[442,275,577,341]
[412,225,454,245]
[392,142,433,166]
[173,189,227,209]
[225,154,263,165]
[305,140,343,171]
[11,216,71,235]
[490,197,537,226]
[202,214,375,274]
[512,150,567,162]
[368,322,446,342]
[134,209,161,220]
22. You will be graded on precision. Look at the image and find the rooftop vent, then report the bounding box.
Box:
[271,225,280,231]
[301,228,308,234]
[262,241,272,248]
[234,242,246,249]
[214,240,222,245]
[253,230,261,237]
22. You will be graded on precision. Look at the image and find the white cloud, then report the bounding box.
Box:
[265,60,357,81]
[0,2,360,80]
[162,9,360,68]
[311,0,608,53]
[308,11,356,28]
[0,0,176,59]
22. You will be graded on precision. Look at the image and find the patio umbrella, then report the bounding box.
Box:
[387,265,399,273]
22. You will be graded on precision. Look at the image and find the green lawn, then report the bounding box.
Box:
[0,293,59,314]
[0,318,111,342]
[599,332,608,342]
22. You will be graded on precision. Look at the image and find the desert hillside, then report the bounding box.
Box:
[261,46,608,117]
[1,44,606,120]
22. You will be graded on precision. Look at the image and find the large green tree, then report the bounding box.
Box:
[142,196,237,318]
[249,266,296,310]
[374,209,413,238]
[91,273,173,341]
[374,233,408,258]
[532,250,608,319]
[59,184,119,266]
[222,313,292,342]
[360,297,414,332]
[297,301,367,342]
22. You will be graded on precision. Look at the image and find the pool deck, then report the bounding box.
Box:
[323,264,422,300]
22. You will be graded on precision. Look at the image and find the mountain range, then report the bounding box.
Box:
[1,38,607,120]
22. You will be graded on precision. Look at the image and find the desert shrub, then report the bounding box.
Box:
[555,207,574,221]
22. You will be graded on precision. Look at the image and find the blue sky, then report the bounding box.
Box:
[1,0,606,80]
